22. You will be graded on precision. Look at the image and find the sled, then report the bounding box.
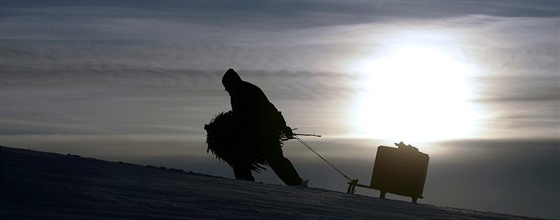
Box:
[347,143,429,203]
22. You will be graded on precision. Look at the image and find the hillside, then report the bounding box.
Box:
[0,146,542,220]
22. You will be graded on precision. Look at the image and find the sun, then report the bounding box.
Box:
[351,46,479,142]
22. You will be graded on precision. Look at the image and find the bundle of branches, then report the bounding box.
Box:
[205,111,283,172]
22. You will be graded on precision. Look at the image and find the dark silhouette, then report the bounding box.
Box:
[347,142,429,203]
[205,110,268,174]
[205,69,303,186]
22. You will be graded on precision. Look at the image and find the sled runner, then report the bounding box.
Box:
[347,142,429,203]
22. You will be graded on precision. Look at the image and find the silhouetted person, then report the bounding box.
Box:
[222,68,304,186]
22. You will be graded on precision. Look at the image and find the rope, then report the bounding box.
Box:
[294,136,353,182]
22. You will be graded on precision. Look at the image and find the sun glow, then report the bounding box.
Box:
[351,45,480,142]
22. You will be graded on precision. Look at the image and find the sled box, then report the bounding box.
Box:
[370,145,429,202]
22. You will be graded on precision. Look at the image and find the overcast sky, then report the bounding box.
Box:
[2,0,558,141]
[1,0,559,218]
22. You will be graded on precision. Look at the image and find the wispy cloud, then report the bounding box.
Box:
[1,1,558,140]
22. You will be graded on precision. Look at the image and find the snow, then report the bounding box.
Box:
[0,146,545,220]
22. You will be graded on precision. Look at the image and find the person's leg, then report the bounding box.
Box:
[261,143,303,186]
[231,163,255,182]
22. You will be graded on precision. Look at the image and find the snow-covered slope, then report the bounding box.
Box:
[0,146,543,220]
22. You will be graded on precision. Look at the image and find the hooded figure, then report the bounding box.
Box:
[220,68,303,185]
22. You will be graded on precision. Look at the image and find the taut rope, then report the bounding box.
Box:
[294,136,353,182]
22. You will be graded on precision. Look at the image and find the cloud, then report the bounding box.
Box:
[3,0,557,40]
[2,0,557,73]
[2,12,558,140]
[1,0,558,147]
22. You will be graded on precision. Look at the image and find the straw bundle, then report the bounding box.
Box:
[204,111,279,172]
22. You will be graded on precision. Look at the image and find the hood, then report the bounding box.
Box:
[222,68,243,87]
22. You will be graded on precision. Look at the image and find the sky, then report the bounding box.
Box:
[0,0,559,218]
